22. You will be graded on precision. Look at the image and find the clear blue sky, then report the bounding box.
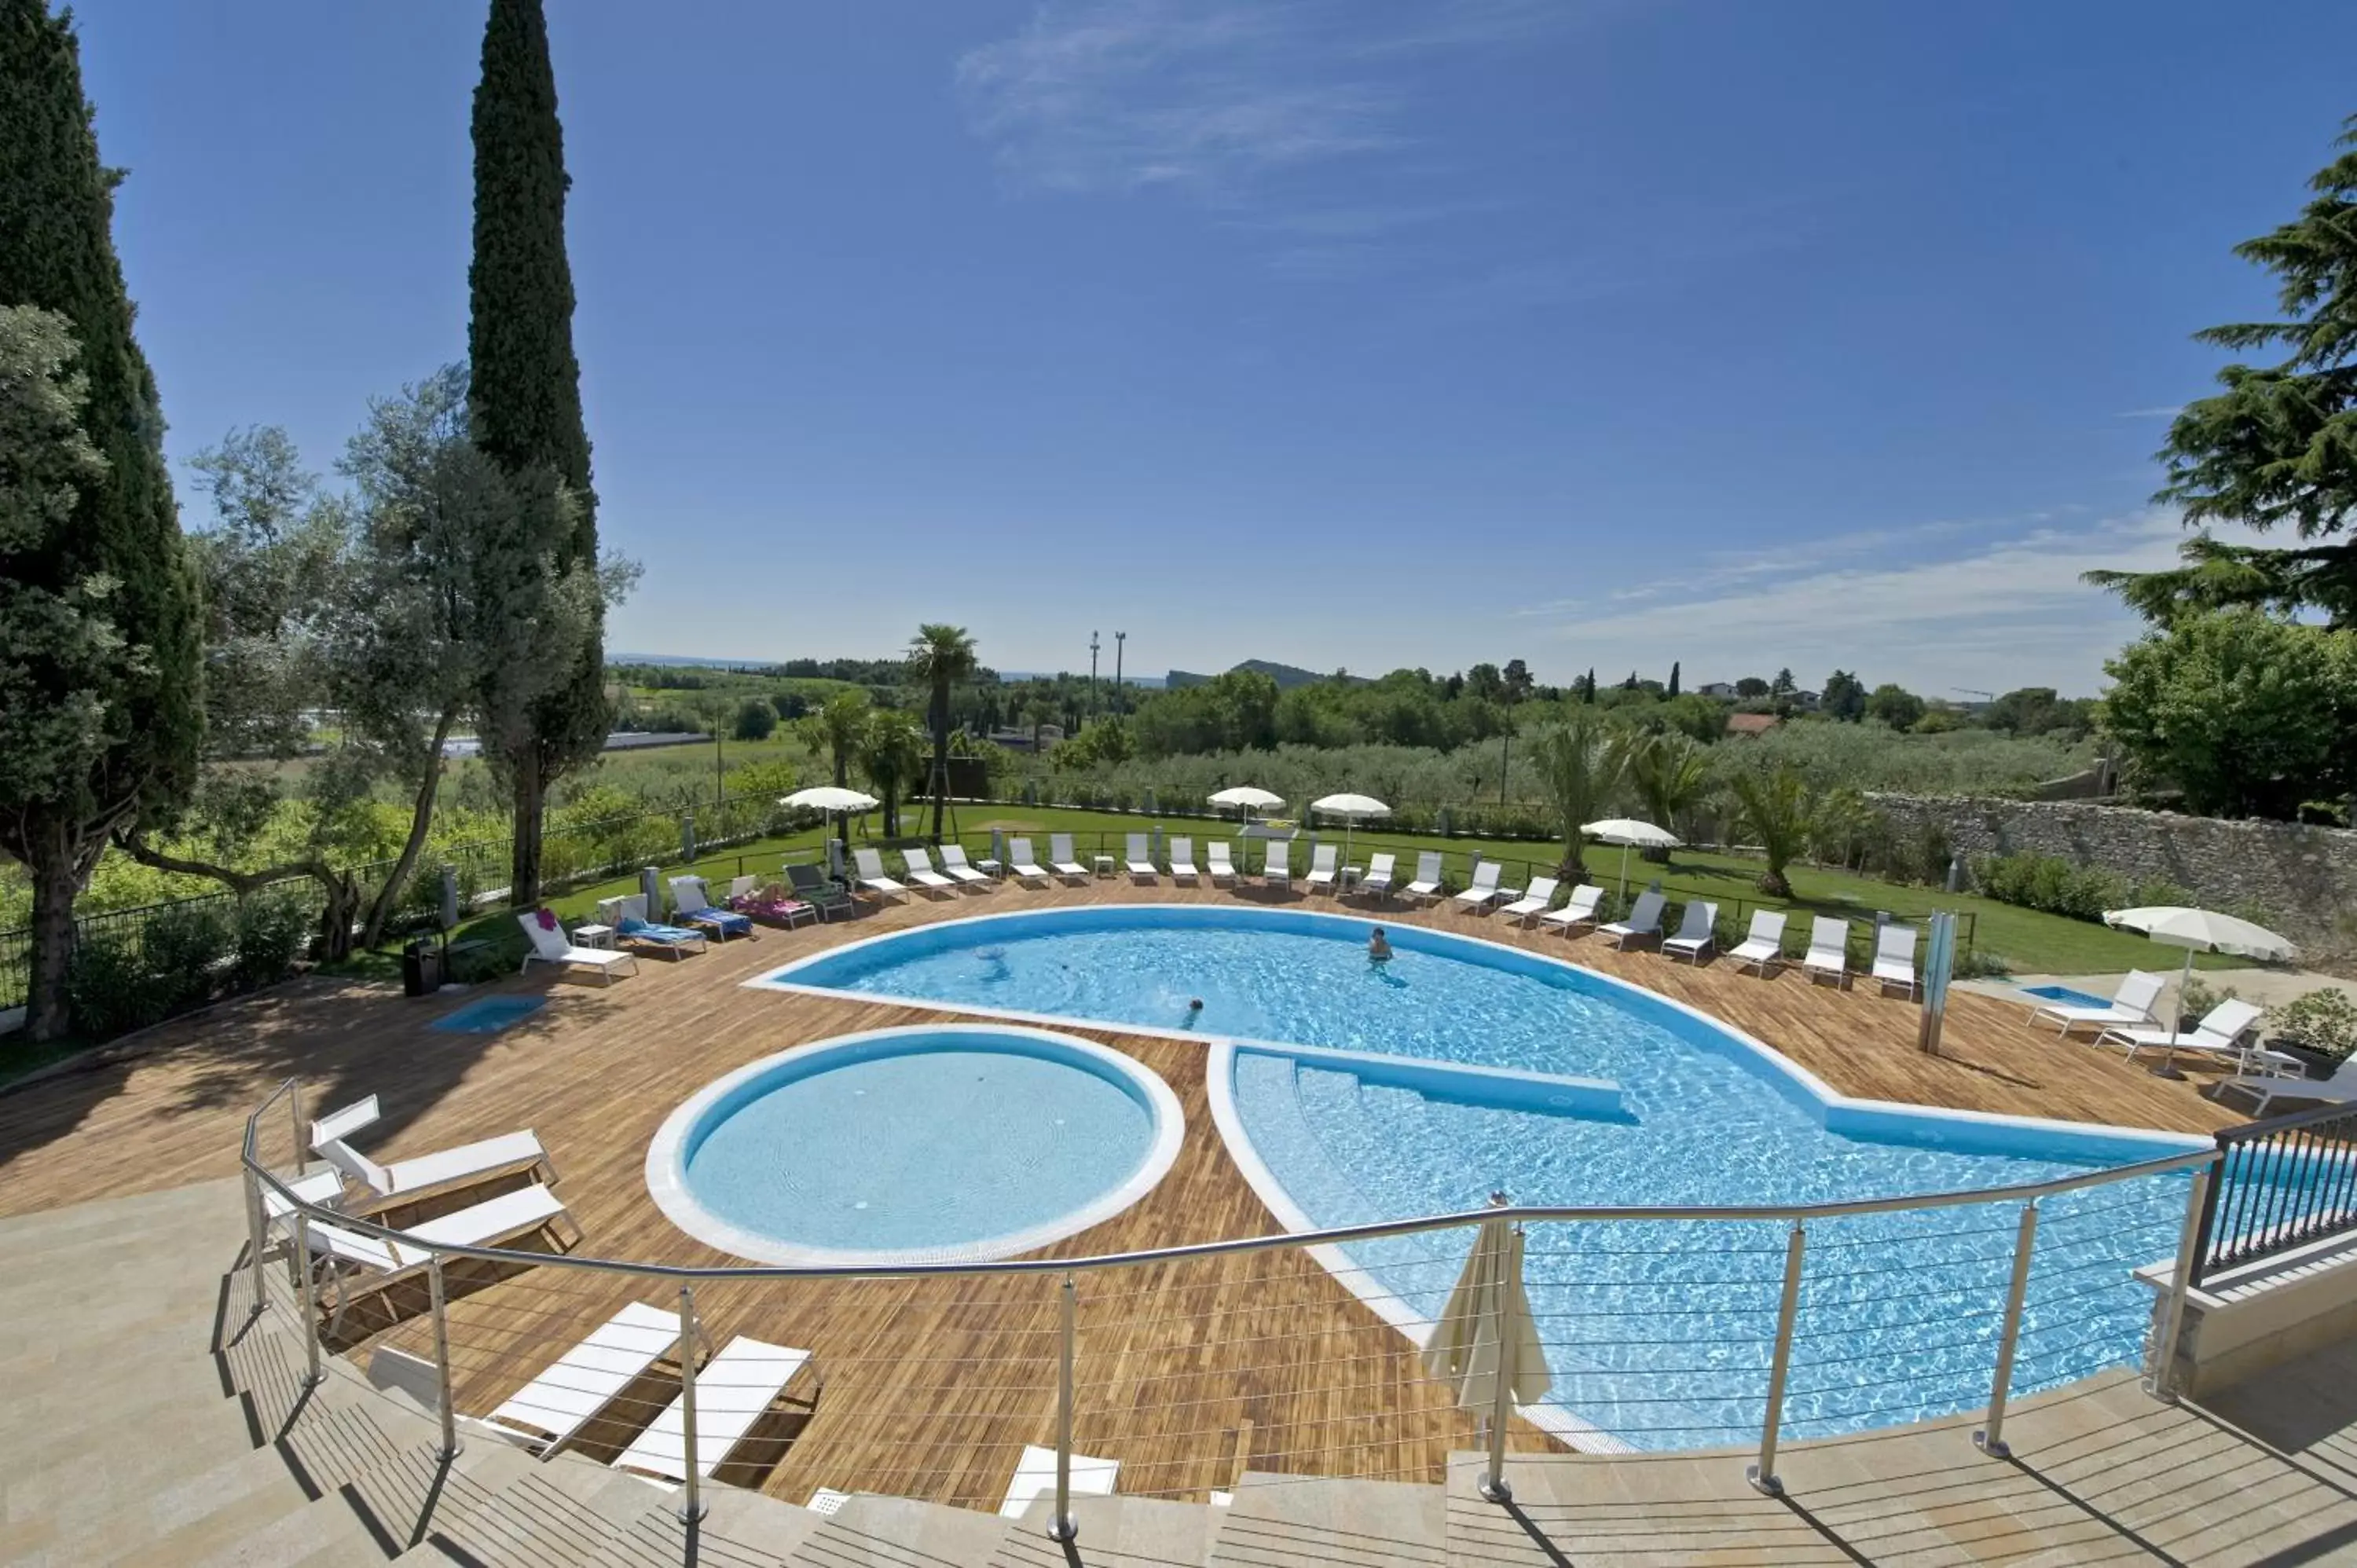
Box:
[75,0,2357,696]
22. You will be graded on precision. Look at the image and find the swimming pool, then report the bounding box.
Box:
[756,906,2204,1448]
[2019,983,2114,1010]
[647,1024,1184,1266]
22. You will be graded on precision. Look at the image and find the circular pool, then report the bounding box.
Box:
[647,1024,1184,1265]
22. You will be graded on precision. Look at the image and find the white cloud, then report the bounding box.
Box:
[1517,510,2260,695]
[2113,406,2183,419]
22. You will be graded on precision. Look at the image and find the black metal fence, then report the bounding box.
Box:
[2190,1098,2357,1286]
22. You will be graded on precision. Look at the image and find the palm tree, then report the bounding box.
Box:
[908,624,979,840]
[1626,734,1710,859]
[802,689,871,789]
[1523,712,1631,879]
[858,709,927,837]
[1728,765,1815,899]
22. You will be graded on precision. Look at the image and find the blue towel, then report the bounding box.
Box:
[618,915,703,945]
[691,907,753,936]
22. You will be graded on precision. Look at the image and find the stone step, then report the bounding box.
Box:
[783,1491,1010,1566]
[622,1484,829,1566]
[1207,1473,1444,1568]
[989,1493,1225,1566]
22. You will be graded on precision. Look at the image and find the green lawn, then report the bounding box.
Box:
[423,801,2214,980]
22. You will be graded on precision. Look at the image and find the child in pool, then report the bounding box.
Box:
[1367,927,1393,964]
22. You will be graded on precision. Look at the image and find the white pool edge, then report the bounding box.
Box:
[645,1022,1186,1267]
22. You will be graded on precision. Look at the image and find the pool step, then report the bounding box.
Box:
[1230,1056,1387,1228]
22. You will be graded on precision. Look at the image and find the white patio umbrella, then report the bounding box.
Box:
[782,786,880,851]
[1310,792,1390,862]
[1422,1204,1551,1427]
[1582,818,1682,899]
[2104,904,2297,1014]
[1208,786,1285,825]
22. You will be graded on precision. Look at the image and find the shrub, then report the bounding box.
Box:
[232,889,314,991]
[2268,988,2357,1063]
[65,932,172,1039]
[140,903,233,1016]
[2176,976,2242,1031]
[1970,852,2125,923]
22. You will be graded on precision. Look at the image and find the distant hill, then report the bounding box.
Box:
[609,650,773,671]
[1166,659,1360,691]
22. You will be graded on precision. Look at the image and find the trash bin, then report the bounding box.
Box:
[401,940,442,998]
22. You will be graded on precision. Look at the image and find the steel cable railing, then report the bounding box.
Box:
[238,1078,2217,1535]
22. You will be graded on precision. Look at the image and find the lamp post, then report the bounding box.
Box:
[1089,632,1100,718]
[1114,632,1126,713]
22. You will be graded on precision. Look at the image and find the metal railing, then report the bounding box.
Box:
[2190,1098,2357,1287]
[239,1079,2218,1533]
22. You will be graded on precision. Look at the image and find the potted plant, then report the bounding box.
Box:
[2264,988,2357,1080]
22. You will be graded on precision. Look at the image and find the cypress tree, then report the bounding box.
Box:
[1667,661,1681,698]
[0,0,203,1041]
[469,0,606,904]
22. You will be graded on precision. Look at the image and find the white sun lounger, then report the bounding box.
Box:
[1538,883,1604,933]
[1873,925,1920,998]
[899,847,958,898]
[1360,852,1396,899]
[1402,852,1444,903]
[611,1335,818,1484]
[1729,910,1788,974]
[1601,890,1666,949]
[1008,837,1050,885]
[2095,998,2270,1068]
[1804,917,1851,987]
[852,848,910,903]
[1000,1442,1119,1519]
[1304,843,1340,892]
[1168,837,1199,881]
[1263,841,1292,889]
[1206,841,1237,885]
[1126,833,1157,881]
[938,844,993,888]
[1050,833,1089,881]
[1500,876,1560,925]
[479,1301,683,1456]
[2029,970,2165,1035]
[1453,861,1504,911]
[2219,1057,2357,1116]
[516,912,638,985]
[305,1183,578,1330]
[1664,899,1718,963]
[309,1094,555,1200]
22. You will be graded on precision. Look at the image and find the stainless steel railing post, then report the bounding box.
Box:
[1477,1222,1527,1504]
[2146,1167,2212,1400]
[427,1255,461,1460]
[1747,1220,1805,1497]
[288,1079,306,1179]
[244,1166,269,1321]
[1974,1201,2039,1457]
[288,1209,324,1388]
[677,1284,706,1523]
[1049,1272,1079,1542]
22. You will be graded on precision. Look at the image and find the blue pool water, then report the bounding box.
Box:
[430,995,546,1034]
[659,1026,1178,1263]
[2020,983,2114,1010]
[761,907,2201,1449]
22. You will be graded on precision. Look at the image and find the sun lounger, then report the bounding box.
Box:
[1500,876,1560,925]
[1872,924,1920,997]
[725,874,815,929]
[1453,861,1504,912]
[263,1168,346,1223]
[1304,844,1340,892]
[479,1302,684,1456]
[2218,1057,2357,1116]
[611,1335,819,1484]
[1804,917,1851,987]
[1008,838,1050,885]
[1729,910,1788,975]
[1403,852,1445,903]
[899,848,959,898]
[1664,900,1718,963]
[1050,834,1089,881]
[2095,998,2272,1070]
[939,844,993,888]
[1000,1443,1119,1520]
[2028,970,2165,1035]
[669,876,754,940]
[599,895,709,958]
[1169,837,1199,881]
[1263,841,1292,890]
[1206,841,1237,885]
[1360,852,1396,899]
[309,1094,555,1200]
[1600,889,1666,949]
[1538,883,1604,933]
[852,848,911,903]
[306,1183,578,1332]
[1125,833,1158,881]
[785,862,855,920]
[517,910,638,985]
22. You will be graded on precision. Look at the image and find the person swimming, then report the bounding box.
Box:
[1367,926,1393,964]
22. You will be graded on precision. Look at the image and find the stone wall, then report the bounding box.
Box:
[1868,793,2357,965]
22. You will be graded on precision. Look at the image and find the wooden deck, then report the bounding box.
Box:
[0,877,2245,1511]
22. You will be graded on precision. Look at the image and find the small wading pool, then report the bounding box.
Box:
[2018,984,2114,1010]
[647,1025,1185,1266]
[429,995,547,1034]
